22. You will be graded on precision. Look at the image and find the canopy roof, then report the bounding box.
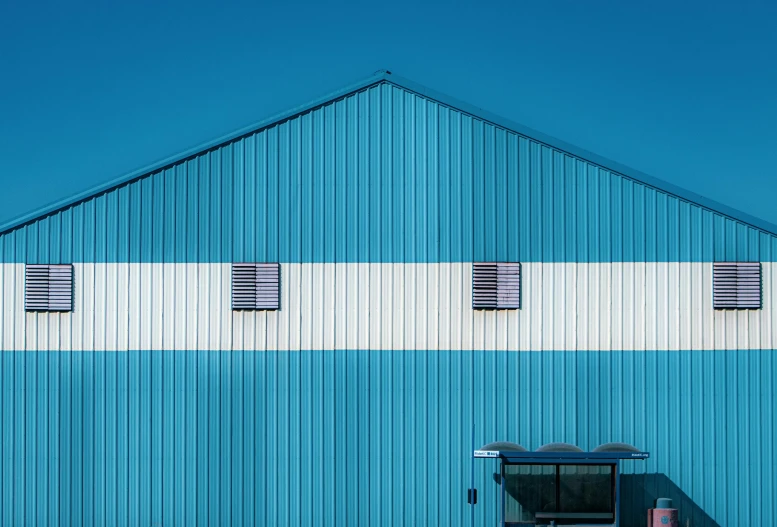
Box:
[475,441,649,461]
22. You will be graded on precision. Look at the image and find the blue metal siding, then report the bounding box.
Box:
[1,83,776,264]
[0,349,774,526]
[1,73,776,527]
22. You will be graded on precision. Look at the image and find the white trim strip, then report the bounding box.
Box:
[1,263,774,351]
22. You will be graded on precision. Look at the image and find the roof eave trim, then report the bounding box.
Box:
[3,68,776,237]
[0,70,391,235]
[383,73,777,236]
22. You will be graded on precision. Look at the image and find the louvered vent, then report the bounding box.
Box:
[232,263,280,310]
[713,262,761,309]
[472,262,521,309]
[25,264,74,312]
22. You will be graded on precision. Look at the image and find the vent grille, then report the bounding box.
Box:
[473,262,521,309]
[232,263,280,310]
[713,262,761,309]
[25,264,74,312]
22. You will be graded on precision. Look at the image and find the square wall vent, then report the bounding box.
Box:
[25,264,74,312]
[232,263,280,310]
[472,262,521,310]
[713,262,761,309]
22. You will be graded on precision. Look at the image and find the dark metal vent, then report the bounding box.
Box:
[472,262,521,309]
[232,263,280,310]
[713,262,761,309]
[25,264,74,312]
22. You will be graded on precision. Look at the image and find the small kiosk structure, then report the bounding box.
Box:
[473,442,649,526]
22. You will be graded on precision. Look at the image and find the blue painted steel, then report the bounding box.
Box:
[0,71,391,237]
[0,349,774,527]
[3,71,776,240]
[0,71,776,527]
[1,79,777,263]
[471,424,475,527]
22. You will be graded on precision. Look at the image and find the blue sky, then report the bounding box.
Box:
[1,0,775,227]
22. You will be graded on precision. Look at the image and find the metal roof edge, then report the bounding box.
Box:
[3,68,776,237]
[382,72,777,237]
[0,70,391,235]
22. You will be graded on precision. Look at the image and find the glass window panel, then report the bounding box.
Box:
[558,465,613,514]
[504,464,556,523]
[502,464,614,525]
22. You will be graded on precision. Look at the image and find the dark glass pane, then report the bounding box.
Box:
[503,464,615,525]
[558,465,613,514]
[503,465,556,523]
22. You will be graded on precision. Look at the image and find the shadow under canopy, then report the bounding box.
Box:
[476,442,649,526]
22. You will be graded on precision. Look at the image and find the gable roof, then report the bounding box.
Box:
[2,70,776,236]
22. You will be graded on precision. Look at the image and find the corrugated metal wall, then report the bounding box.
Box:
[1,83,775,264]
[0,349,774,526]
[0,79,776,526]
[2,262,777,352]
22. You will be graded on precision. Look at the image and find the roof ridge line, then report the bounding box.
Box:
[0,70,390,235]
[2,69,776,237]
[380,73,777,236]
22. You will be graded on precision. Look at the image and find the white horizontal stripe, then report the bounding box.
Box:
[0,263,774,351]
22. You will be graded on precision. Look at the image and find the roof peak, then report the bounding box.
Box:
[2,70,776,236]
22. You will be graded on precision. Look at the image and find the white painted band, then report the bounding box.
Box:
[1,263,774,351]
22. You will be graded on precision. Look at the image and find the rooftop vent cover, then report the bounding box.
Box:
[713,262,761,309]
[232,263,280,310]
[472,262,521,309]
[593,442,642,453]
[25,264,74,312]
[478,441,528,452]
[536,442,584,453]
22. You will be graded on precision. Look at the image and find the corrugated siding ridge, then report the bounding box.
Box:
[383,78,777,238]
[0,83,776,264]
[2,73,776,241]
[0,348,773,526]
[0,76,389,237]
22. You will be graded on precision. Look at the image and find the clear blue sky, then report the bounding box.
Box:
[1,0,775,227]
